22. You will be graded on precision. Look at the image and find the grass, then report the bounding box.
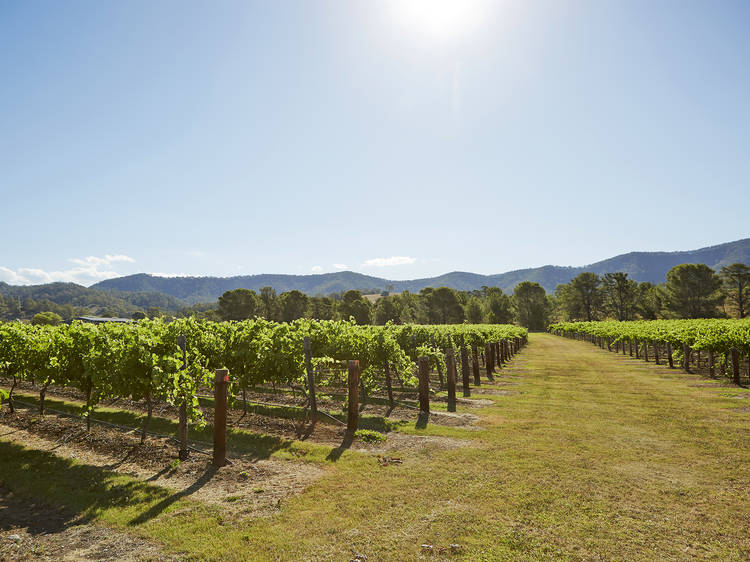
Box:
[2,333,750,560]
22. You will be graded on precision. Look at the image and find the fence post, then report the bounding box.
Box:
[667,342,674,368]
[213,368,229,467]
[417,356,430,414]
[654,342,660,365]
[682,344,691,373]
[731,348,741,385]
[485,343,495,381]
[446,349,457,412]
[708,349,715,378]
[347,360,359,432]
[177,334,189,461]
[304,337,317,421]
[461,344,471,397]
[472,346,481,386]
[644,341,649,362]
[384,358,394,408]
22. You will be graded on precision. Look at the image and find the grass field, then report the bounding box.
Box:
[2,332,749,560]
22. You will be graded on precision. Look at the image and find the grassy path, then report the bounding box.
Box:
[3,332,750,560]
[244,332,750,560]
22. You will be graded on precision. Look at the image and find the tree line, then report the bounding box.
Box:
[552,262,749,322]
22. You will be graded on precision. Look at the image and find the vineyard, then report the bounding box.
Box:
[549,319,750,384]
[0,318,527,460]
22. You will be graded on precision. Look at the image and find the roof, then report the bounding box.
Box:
[75,316,132,324]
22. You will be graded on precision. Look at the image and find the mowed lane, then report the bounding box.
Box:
[246,332,750,560]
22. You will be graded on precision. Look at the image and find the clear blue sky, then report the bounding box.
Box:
[1,0,748,286]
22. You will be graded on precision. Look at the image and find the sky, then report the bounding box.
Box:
[1,0,749,286]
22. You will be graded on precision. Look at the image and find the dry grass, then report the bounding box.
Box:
[2,333,750,560]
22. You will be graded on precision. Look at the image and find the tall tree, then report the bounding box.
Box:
[513,282,549,331]
[218,288,261,321]
[664,264,723,318]
[601,272,638,321]
[637,282,663,320]
[485,287,513,324]
[720,263,750,318]
[278,290,309,322]
[569,272,603,321]
[464,297,484,324]
[339,290,372,324]
[422,287,464,324]
[259,286,278,320]
[374,296,402,325]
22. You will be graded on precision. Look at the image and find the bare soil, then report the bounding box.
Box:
[0,486,174,561]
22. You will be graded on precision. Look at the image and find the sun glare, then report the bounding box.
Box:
[386,0,490,42]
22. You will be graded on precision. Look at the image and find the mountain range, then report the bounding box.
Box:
[83,238,750,304]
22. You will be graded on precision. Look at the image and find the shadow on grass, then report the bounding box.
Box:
[0,440,179,532]
[13,394,296,461]
[325,430,354,462]
[128,466,217,526]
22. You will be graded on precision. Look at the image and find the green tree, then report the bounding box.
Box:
[339,290,372,324]
[218,288,261,321]
[485,287,513,323]
[719,263,750,318]
[374,296,402,325]
[31,311,63,326]
[664,264,723,318]
[569,272,604,321]
[637,282,663,320]
[513,282,549,331]
[601,272,639,321]
[308,296,337,320]
[259,286,278,320]
[278,290,309,322]
[465,297,484,324]
[421,287,464,324]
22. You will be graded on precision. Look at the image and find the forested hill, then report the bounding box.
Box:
[90,238,750,301]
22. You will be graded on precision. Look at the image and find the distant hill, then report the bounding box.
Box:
[0,281,186,317]
[88,238,750,302]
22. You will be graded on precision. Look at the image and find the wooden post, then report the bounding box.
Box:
[634,339,640,359]
[654,342,660,365]
[304,337,317,421]
[431,336,444,390]
[213,368,229,467]
[667,342,674,368]
[731,348,741,385]
[495,342,503,367]
[446,349,456,412]
[347,360,359,431]
[417,356,430,414]
[708,349,715,378]
[461,345,471,397]
[472,345,481,386]
[485,343,495,381]
[629,339,633,356]
[177,334,189,461]
[682,344,691,373]
[384,358,394,408]
[644,342,649,362]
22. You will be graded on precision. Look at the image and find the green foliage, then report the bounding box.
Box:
[664,264,723,319]
[31,311,63,326]
[513,282,549,331]
[354,429,387,443]
[720,263,750,318]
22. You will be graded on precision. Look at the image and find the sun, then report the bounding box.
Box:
[385,0,490,42]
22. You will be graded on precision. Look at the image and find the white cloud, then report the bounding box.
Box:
[311,265,323,273]
[361,256,417,267]
[333,263,348,270]
[0,254,136,286]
